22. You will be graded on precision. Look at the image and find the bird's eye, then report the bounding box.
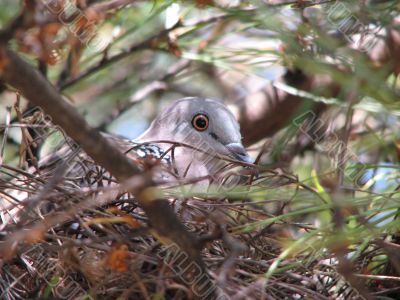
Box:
[192,114,209,131]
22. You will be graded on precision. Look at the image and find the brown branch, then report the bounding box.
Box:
[0,8,32,45]
[0,47,215,298]
[239,20,400,146]
[0,13,24,44]
[264,0,336,8]
[239,70,339,146]
[0,0,38,45]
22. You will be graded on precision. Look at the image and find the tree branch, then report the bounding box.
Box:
[239,21,400,146]
[0,47,215,298]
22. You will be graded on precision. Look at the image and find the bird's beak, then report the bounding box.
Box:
[225,143,253,164]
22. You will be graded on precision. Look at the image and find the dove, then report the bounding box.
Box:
[0,97,252,226]
[135,97,253,180]
[43,97,253,182]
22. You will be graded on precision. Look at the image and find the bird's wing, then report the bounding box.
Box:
[36,133,173,185]
[0,134,174,227]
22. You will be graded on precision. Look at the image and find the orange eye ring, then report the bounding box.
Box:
[192,114,209,131]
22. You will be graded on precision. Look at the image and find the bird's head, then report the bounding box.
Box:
[138,97,253,165]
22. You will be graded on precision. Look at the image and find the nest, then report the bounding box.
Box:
[0,115,399,300]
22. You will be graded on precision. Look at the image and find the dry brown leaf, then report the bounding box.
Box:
[106,244,130,273]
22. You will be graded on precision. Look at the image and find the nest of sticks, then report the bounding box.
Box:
[0,114,399,300]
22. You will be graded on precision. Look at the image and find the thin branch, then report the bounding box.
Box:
[59,22,181,90]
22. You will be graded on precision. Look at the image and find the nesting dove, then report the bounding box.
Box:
[1,97,252,226]
[136,97,252,179]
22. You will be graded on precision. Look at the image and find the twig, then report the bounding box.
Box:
[354,274,400,282]
[0,106,11,166]
[14,93,39,171]
[91,0,137,14]
[59,22,181,90]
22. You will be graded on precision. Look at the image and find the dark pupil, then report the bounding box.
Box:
[196,117,207,128]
